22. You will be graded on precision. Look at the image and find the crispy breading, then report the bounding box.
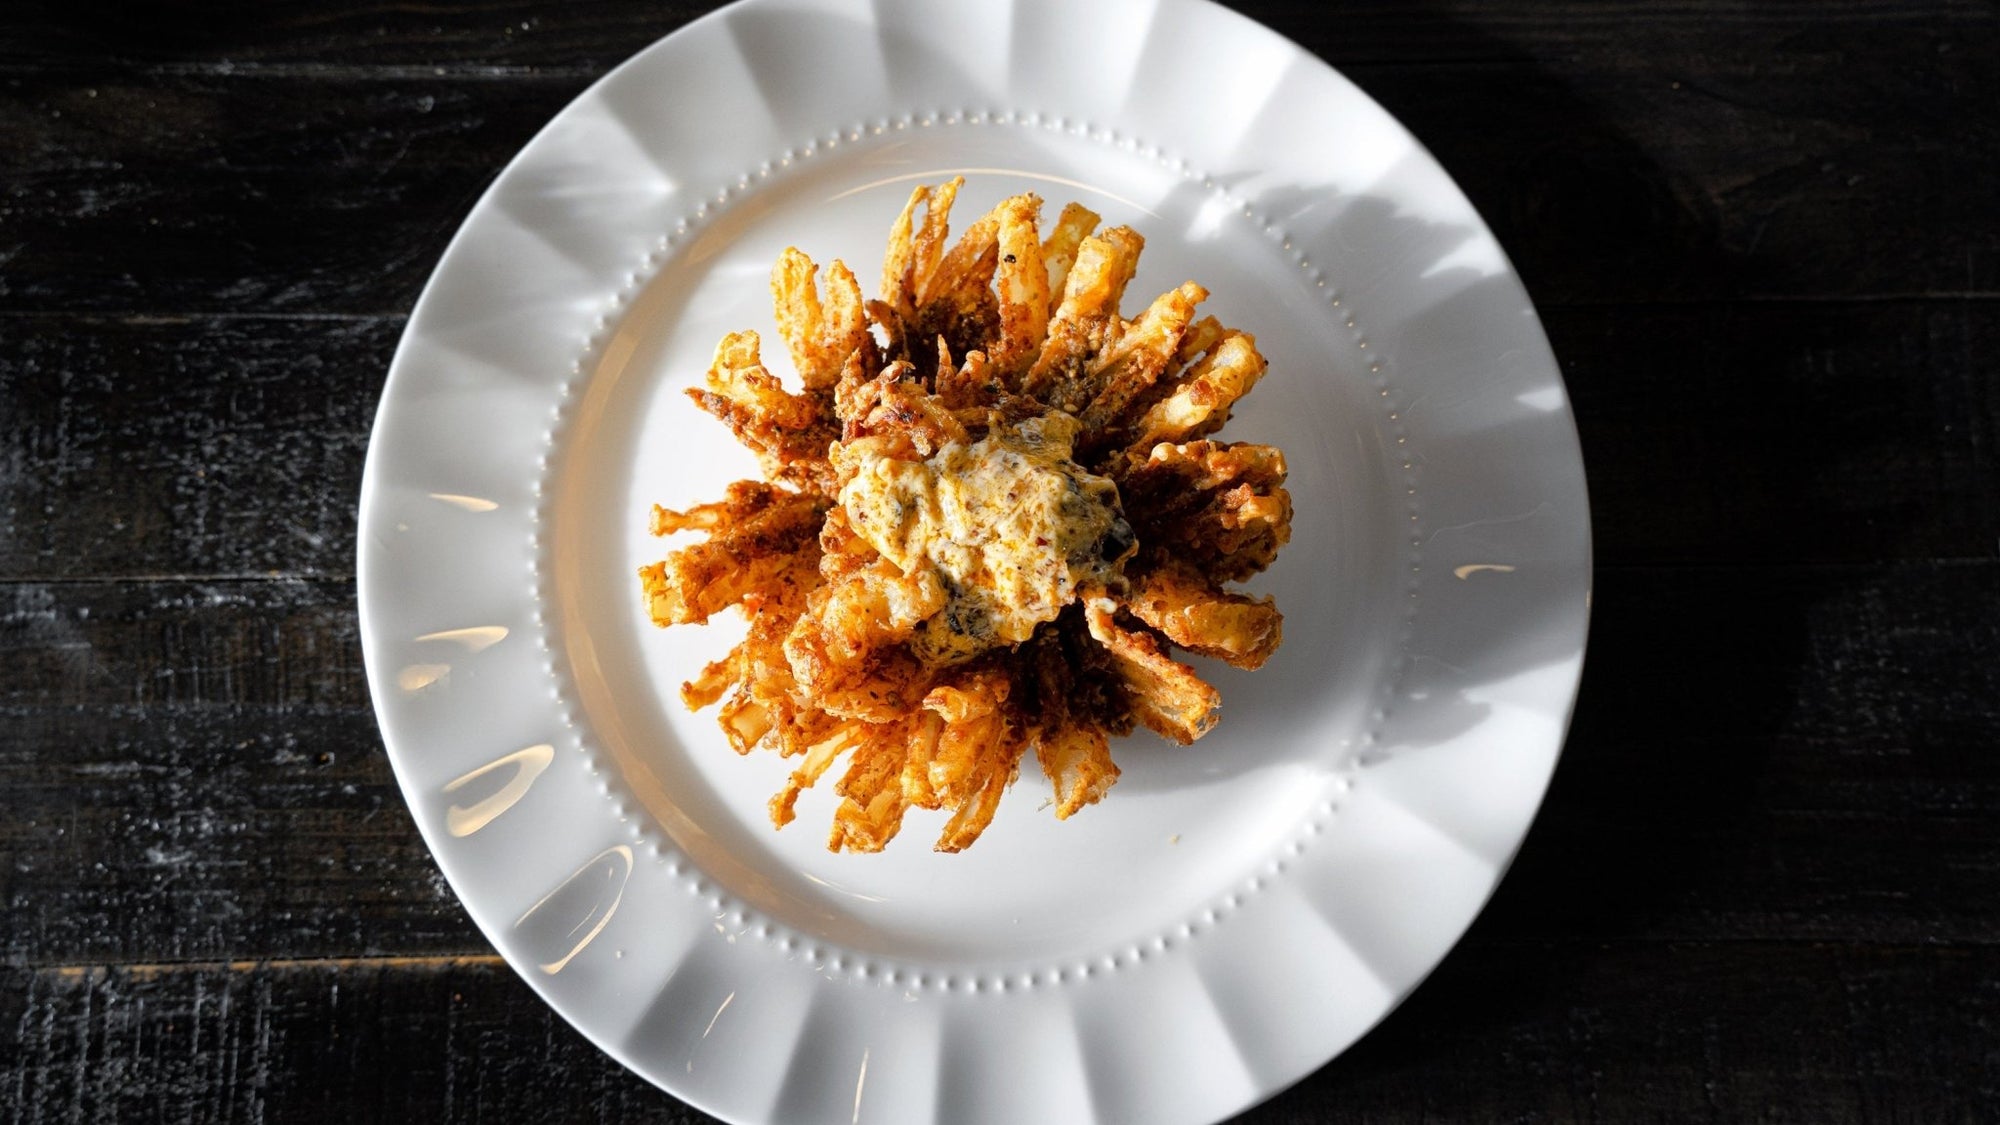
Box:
[908,179,960,306]
[934,760,1014,853]
[829,723,916,852]
[1174,315,1229,366]
[640,181,1296,850]
[928,667,1024,852]
[711,604,810,752]
[686,331,840,492]
[640,487,824,626]
[1020,226,1145,405]
[772,250,872,393]
[880,177,1005,375]
[932,345,998,412]
[837,361,971,456]
[1120,329,1268,453]
[813,505,879,580]
[1123,553,1283,670]
[1082,593,1222,745]
[1078,281,1208,444]
[1035,720,1118,820]
[989,193,1051,380]
[1027,631,1119,818]
[922,669,1011,807]
[650,478,789,536]
[770,718,866,828]
[880,184,924,318]
[784,557,945,689]
[1039,202,1102,318]
[1119,441,1293,582]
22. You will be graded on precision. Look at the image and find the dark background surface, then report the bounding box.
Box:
[3,1,1996,1121]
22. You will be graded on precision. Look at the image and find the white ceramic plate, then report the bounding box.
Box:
[358,1,1591,1121]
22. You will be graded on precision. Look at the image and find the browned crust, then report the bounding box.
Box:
[640,180,1296,851]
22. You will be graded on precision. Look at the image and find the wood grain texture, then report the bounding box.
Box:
[1501,563,2000,947]
[1,0,1995,1121]
[3,565,1991,964]
[0,4,1992,314]
[0,303,1991,581]
[1,1,1986,72]
[0,75,574,316]
[4,942,1994,1124]
[1551,300,2000,566]
[1,957,712,1125]
[0,579,478,967]
[0,316,386,579]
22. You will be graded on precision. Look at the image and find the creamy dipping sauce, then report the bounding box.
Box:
[839,413,1135,664]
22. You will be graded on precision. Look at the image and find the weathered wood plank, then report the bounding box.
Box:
[0,3,693,74]
[3,561,1994,966]
[0,956,713,1125]
[1255,939,2000,1124]
[0,74,574,317]
[0,8,1993,313]
[0,578,479,966]
[0,697,480,964]
[0,301,1992,582]
[0,578,367,709]
[0,315,389,580]
[1493,562,2000,947]
[0,1,1984,73]
[1361,44,2000,307]
[2,941,1992,1124]
[1549,299,2000,566]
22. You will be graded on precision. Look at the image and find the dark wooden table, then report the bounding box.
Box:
[4,2,1995,1121]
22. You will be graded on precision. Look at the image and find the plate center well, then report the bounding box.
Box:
[547,129,1398,965]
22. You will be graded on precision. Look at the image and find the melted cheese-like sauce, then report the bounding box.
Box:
[839,414,1134,665]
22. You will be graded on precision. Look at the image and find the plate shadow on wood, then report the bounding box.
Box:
[1219,7,1904,1120]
